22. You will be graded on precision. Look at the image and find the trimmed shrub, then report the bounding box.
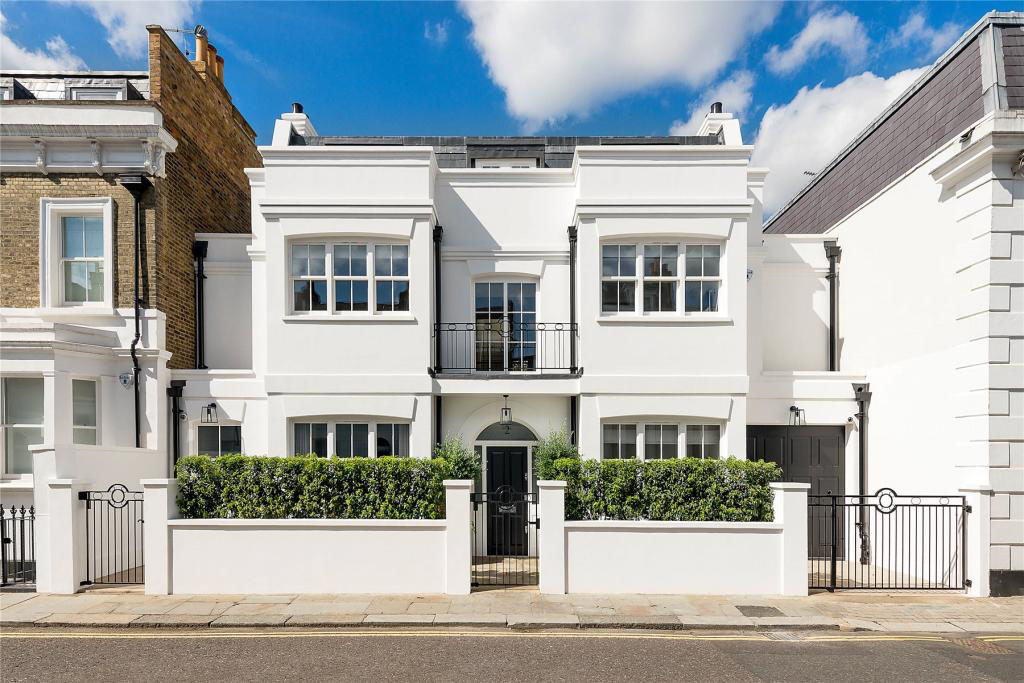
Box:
[432,434,481,482]
[534,424,579,481]
[176,454,472,520]
[545,457,782,522]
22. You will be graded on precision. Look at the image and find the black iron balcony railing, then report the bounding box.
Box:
[432,321,579,376]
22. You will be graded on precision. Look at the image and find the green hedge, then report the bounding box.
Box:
[175,453,479,520]
[544,457,782,522]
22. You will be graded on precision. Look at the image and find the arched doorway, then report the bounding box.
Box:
[472,422,539,587]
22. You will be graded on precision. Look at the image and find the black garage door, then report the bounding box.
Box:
[748,425,846,560]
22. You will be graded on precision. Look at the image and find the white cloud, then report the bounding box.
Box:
[0,11,87,70]
[424,19,450,46]
[670,71,755,136]
[459,1,779,131]
[889,12,962,59]
[752,67,926,215]
[765,9,868,75]
[59,0,200,60]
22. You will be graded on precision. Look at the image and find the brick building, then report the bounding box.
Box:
[0,26,259,488]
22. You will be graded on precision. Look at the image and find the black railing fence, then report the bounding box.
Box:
[809,489,968,591]
[1,505,35,588]
[434,321,577,374]
[79,484,145,585]
[471,487,538,586]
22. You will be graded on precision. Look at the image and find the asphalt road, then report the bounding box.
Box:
[2,628,1022,682]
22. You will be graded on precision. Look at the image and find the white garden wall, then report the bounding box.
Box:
[539,481,809,596]
[170,519,448,594]
[144,479,472,595]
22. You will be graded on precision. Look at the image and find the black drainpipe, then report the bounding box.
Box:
[853,383,872,564]
[824,241,842,371]
[569,396,578,447]
[433,225,443,374]
[118,173,151,449]
[435,396,443,448]
[167,380,186,471]
[567,225,578,373]
[192,241,209,369]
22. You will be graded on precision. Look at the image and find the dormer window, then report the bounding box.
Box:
[474,158,537,169]
[70,88,123,101]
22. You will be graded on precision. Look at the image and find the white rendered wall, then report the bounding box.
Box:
[198,233,253,370]
[170,519,447,594]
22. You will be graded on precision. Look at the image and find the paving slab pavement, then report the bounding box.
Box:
[2,589,1021,634]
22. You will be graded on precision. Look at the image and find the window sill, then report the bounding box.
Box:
[282,314,417,323]
[595,314,732,325]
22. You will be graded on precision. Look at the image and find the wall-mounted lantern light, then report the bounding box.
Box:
[201,402,218,424]
[499,394,512,433]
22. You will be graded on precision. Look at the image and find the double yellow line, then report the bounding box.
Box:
[2,630,1021,642]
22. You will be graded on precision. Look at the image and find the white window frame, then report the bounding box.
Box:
[684,423,722,459]
[602,423,638,460]
[193,422,243,457]
[0,376,45,477]
[289,419,412,458]
[70,88,124,101]
[40,198,114,309]
[288,240,409,316]
[473,158,537,169]
[600,240,725,318]
[70,377,99,446]
[683,244,723,314]
[600,420,724,461]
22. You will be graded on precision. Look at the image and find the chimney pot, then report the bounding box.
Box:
[216,55,224,81]
[710,101,723,114]
[292,102,304,114]
[195,31,208,63]
[206,43,218,78]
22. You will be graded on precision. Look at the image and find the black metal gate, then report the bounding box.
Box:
[809,488,969,591]
[1,505,35,588]
[471,486,538,586]
[79,484,144,586]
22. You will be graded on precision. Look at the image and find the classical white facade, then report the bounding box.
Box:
[174,108,756,494]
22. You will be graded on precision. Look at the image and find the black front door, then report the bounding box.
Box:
[748,425,846,559]
[485,446,529,555]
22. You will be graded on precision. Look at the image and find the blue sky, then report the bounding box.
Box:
[1,1,1017,211]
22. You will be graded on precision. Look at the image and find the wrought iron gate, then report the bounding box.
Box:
[809,488,969,591]
[471,486,538,586]
[1,505,35,588]
[79,484,145,585]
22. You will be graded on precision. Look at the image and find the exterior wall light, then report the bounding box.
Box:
[499,394,512,433]
[201,402,218,424]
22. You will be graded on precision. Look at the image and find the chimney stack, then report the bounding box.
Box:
[292,102,304,114]
[710,101,723,114]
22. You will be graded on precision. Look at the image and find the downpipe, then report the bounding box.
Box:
[854,383,872,565]
[118,174,151,449]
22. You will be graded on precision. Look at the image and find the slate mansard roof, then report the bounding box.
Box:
[764,11,1024,235]
[294,135,724,168]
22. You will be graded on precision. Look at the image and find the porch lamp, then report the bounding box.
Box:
[499,394,512,433]
[201,402,219,424]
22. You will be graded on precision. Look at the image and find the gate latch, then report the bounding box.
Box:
[529,519,540,529]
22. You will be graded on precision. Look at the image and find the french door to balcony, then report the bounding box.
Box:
[475,282,537,372]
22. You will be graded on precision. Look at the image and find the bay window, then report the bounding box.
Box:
[71,379,98,445]
[290,241,409,315]
[1,377,44,475]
